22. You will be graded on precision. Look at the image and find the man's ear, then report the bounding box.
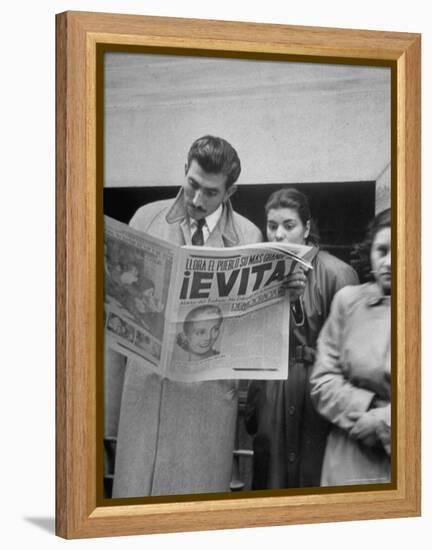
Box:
[184,163,188,176]
[225,184,237,201]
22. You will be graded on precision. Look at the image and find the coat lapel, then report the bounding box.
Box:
[165,188,241,248]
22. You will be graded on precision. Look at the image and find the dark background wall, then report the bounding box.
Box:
[104,181,375,265]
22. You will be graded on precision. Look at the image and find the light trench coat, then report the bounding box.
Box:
[310,283,391,486]
[109,190,262,497]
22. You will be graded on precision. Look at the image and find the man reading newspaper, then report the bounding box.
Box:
[108,136,306,496]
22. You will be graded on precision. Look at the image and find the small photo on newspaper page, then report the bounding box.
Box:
[104,217,174,371]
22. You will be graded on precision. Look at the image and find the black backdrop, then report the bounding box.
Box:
[104,181,375,265]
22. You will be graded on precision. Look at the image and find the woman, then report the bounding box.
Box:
[310,208,391,486]
[177,305,223,361]
[245,188,359,489]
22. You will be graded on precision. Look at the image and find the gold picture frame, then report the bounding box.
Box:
[56,10,421,539]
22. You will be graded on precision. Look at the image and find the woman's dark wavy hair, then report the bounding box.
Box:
[351,208,391,282]
[365,208,391,249]
[264,187,320,245]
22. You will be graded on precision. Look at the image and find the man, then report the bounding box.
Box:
[110,136,262,497]
[128,135,262,246]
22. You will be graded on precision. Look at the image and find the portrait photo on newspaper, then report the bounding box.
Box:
[102,50,392,499]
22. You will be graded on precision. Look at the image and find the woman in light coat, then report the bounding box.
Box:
[310,209,391,486]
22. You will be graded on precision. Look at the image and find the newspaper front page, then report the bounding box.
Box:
[104,216,312,381]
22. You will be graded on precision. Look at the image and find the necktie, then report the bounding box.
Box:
[191,218,206,246]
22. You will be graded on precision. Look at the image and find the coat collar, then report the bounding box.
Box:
[365,282,391,307]
[165,188,240,246]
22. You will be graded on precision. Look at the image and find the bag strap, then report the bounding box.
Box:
[289,247,319,364]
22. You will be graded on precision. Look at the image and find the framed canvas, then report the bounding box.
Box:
[56,10,421,539]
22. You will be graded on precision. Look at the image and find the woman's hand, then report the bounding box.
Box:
[347,410,379,446]
[282,269,307,303]
[348,406,391,453]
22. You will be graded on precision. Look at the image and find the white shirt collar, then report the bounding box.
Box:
[204,204,223,233]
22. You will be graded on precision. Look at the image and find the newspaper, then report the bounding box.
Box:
[104,215,313,382]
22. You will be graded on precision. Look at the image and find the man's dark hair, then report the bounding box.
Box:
[186,135,241,189]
